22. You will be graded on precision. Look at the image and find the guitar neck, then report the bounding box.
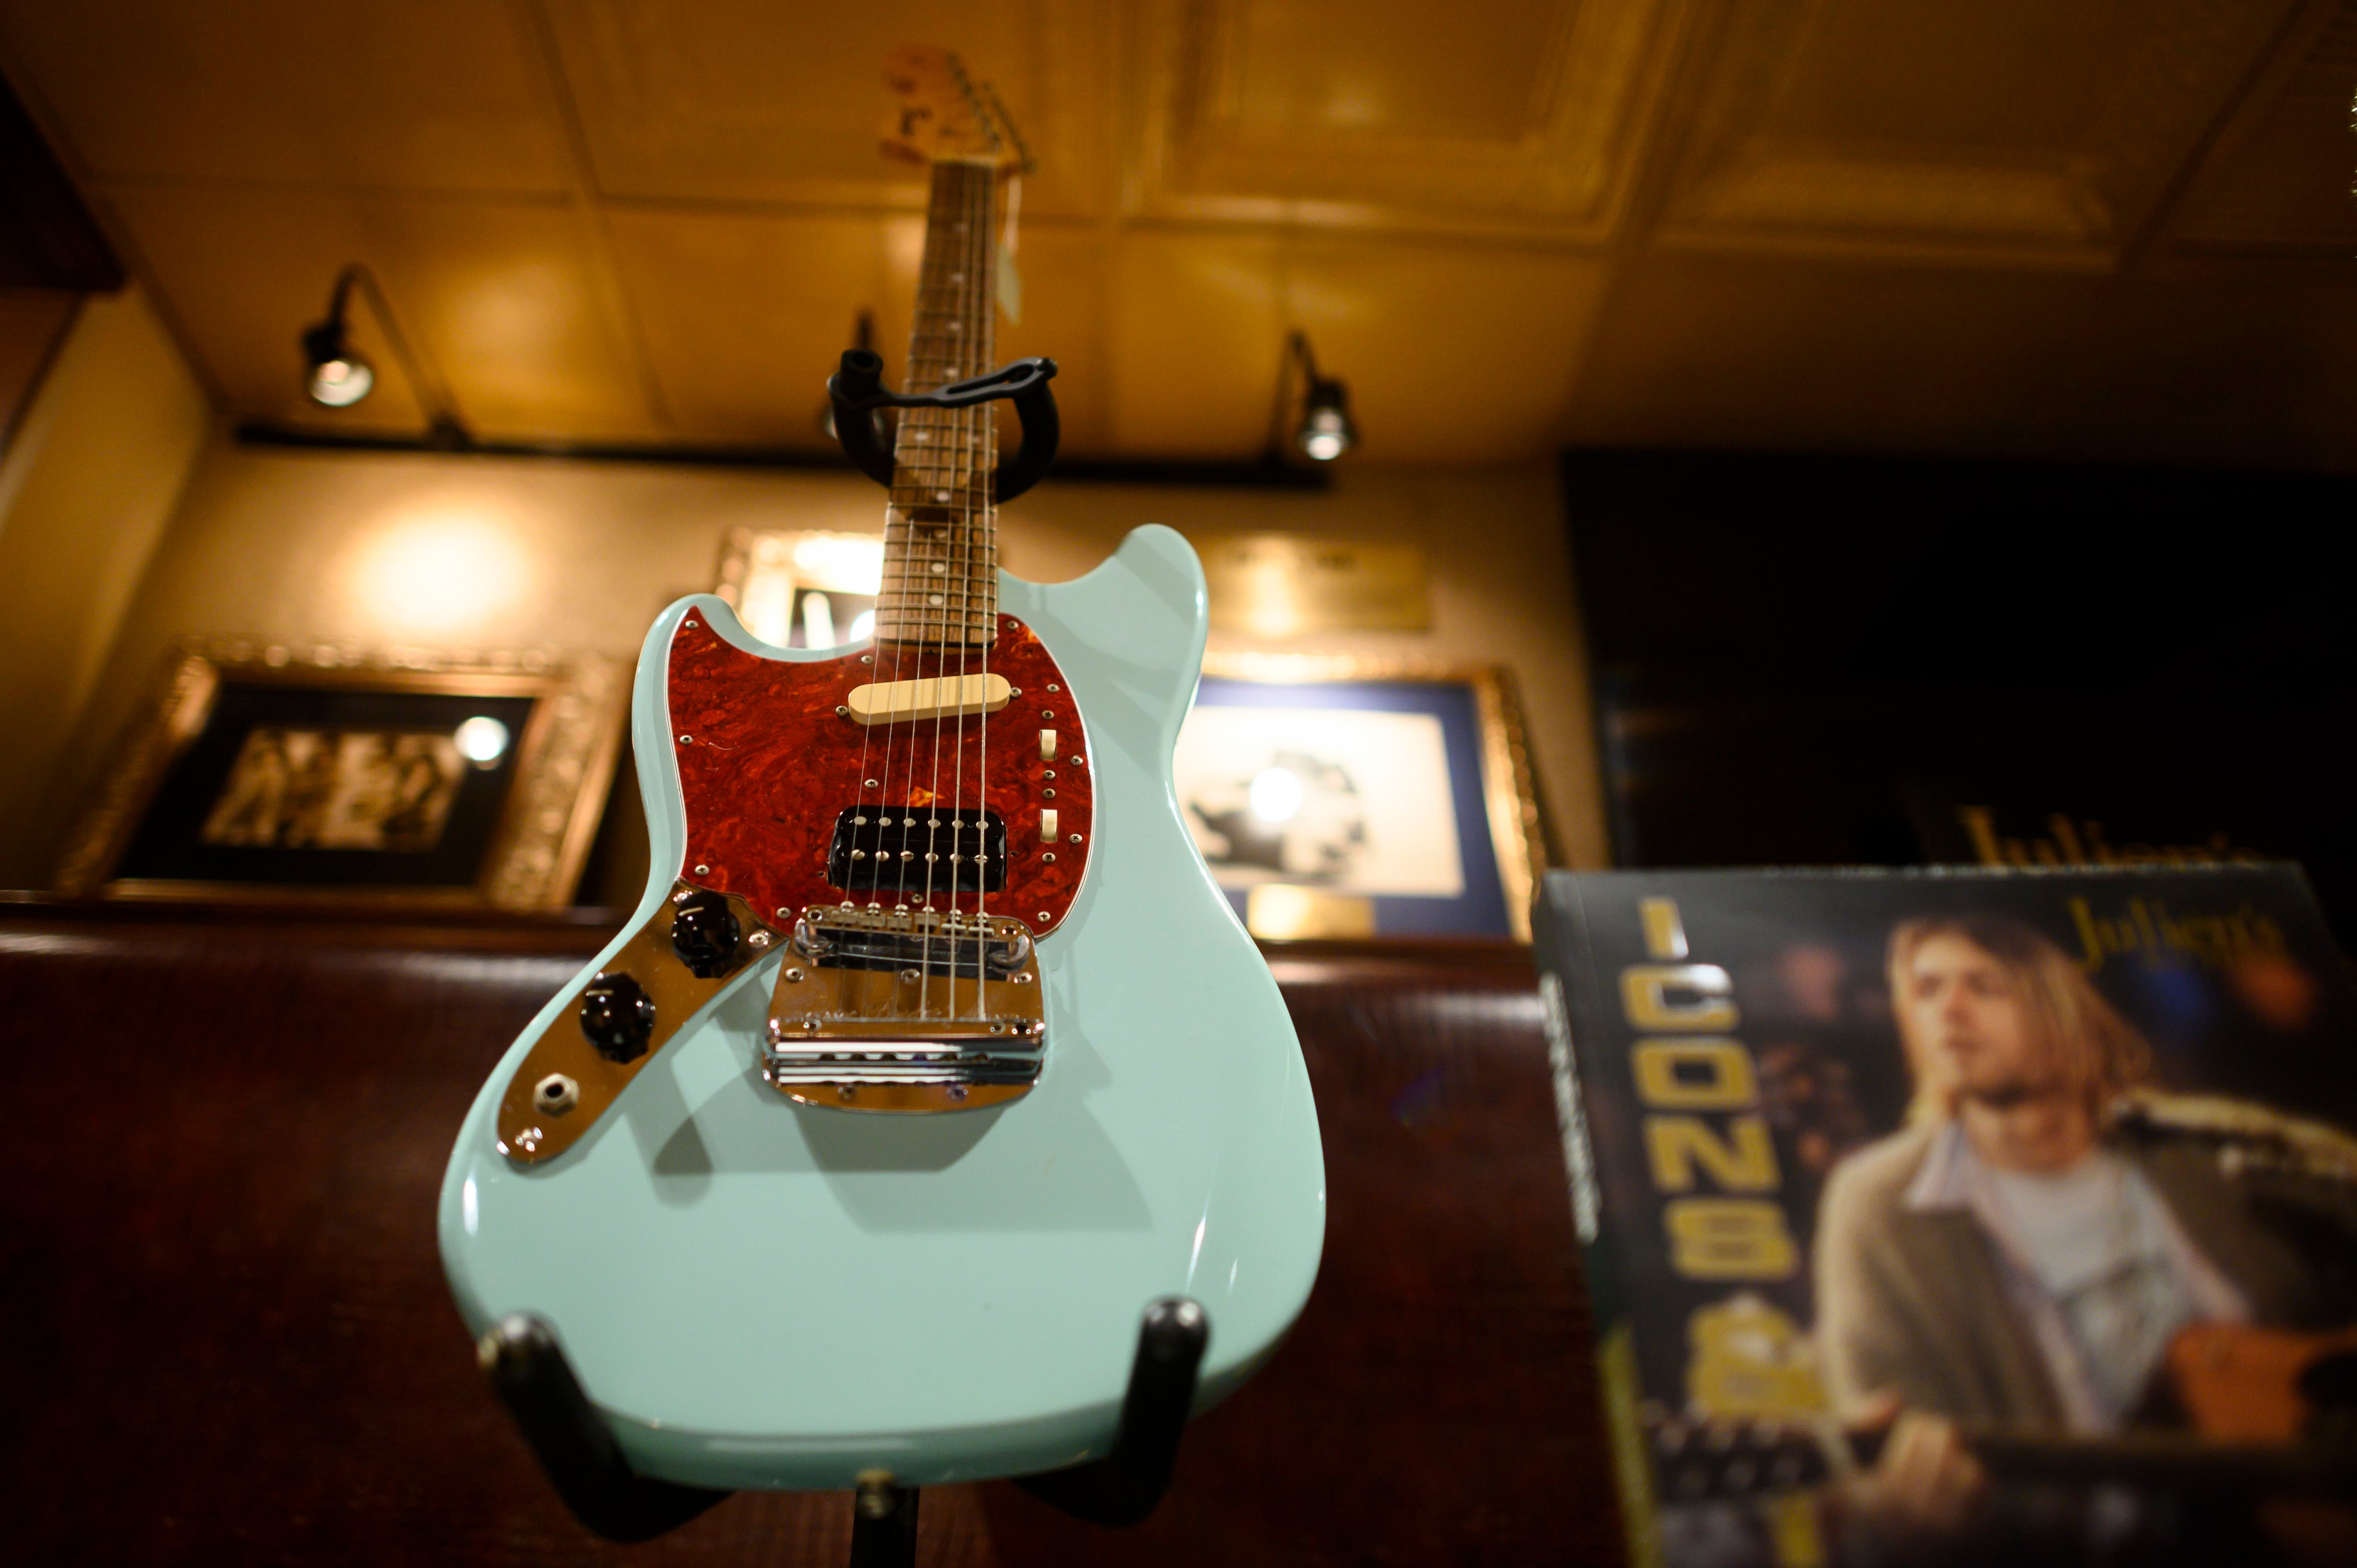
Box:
[878,157,1000,648]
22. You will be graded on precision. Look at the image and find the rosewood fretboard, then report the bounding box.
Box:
[878,158,1001,646]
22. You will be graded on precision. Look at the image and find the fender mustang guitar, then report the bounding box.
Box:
[437,51,1325,1493]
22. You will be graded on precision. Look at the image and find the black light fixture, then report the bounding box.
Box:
[298,263,471,448]
[1286,331,1355,462]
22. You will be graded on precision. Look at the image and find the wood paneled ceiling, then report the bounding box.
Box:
[5,0,2356,468]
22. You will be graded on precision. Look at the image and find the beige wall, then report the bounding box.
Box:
[0,285,210,884]
[37,441,1607,887]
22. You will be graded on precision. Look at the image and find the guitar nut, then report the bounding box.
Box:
[534,1074,580,1116]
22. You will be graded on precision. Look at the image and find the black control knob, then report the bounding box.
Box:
[669,889,742,978]
[578,972,655,1063]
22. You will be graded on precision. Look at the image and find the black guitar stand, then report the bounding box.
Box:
[825,348,1061,501]
[478,1296,1210,1564]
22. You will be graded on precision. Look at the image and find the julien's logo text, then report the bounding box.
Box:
[1958,806,2257,870]
[2069,896,2286,976]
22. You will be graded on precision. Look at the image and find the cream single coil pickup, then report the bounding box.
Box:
[845,672,1011,726]
[1039,727,1056,760]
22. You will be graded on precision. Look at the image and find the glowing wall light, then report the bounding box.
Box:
[346,509,531,636]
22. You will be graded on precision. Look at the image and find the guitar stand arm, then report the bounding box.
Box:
[1015,1295,1210,1526]
[476,1314,728,1543]
[828,348,1061,503]
[478,1297,1208,1557]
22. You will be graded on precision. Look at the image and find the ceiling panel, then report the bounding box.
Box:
[1105,232,1609,461]
[105,182,661,437]
[1655,0,2302,265]
[2168,0,2357,253]
[0,0,569,193]
[6,0,2355,468]
[1560,249,2357,468]
[1131,0,1682,238]
[541,0,1113,217]
[604,207,901,443]
[605,209,1108,450]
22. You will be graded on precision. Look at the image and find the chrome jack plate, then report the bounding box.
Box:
[759,905,1046,1113]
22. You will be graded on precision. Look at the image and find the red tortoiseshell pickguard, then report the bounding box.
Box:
[665,615,1093,933]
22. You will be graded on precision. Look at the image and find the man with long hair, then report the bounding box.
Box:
[1814,912,2357,1537]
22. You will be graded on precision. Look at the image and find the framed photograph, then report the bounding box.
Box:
[713,527,884,650]
[1178,654,1549,942]
[54,641,628,910]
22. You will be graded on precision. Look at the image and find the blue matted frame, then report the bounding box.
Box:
[1190,655,1548,941]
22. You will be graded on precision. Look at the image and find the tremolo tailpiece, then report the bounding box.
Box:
[762,905,1046,1114]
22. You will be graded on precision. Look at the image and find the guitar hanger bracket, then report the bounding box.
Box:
[479,1295,1207,1561]
[828,349,1061,504]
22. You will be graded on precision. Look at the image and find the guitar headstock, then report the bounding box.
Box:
[881,46,1032,173]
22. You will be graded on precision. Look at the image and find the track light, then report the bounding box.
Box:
[1286,332,1355,462]
[303,322,373,407]
[301,268,374,408]
[297,264,472,447]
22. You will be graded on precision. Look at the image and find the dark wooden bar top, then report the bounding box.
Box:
[0,900,1621,1565]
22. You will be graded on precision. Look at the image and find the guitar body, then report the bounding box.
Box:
[437,525,1325,1491]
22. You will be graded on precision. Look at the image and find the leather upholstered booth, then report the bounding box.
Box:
[0,903,1620,1564]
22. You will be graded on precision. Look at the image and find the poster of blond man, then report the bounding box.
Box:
[1540,866,2357,1568]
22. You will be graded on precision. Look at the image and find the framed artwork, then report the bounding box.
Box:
[713,527,884,650]
[1179,654,1549,941]
[54,641,628,910]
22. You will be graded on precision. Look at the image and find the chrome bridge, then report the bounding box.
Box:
[759,905,1046,1113]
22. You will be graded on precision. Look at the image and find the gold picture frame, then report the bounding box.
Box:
[1191,652,1550,942]
[54,640,628,911]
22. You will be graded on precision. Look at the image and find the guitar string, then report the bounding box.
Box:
[862,162,928,924]
[954,156,991,1016]
[913,159,985,1018]
[971,158,999,1025]
[928,163,972,1021]
[915,168,968,1020]
[874,160,956,934]
[964,159,994,1021]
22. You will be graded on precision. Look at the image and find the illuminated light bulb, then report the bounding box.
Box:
[454,715,510,767]
[308,352,375,407]
[1297,388,1353,462]
[848,608,876,644]
[1250,765,1304,824]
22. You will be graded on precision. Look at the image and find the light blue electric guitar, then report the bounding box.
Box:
[436,50,1324,1501]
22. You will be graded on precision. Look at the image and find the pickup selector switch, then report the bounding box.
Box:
[578,972,655,1062]
[669,888,743,977]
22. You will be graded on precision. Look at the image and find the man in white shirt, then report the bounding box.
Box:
[1813,912,2357,1541]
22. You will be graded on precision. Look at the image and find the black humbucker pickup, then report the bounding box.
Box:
[826,805,1007,894]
